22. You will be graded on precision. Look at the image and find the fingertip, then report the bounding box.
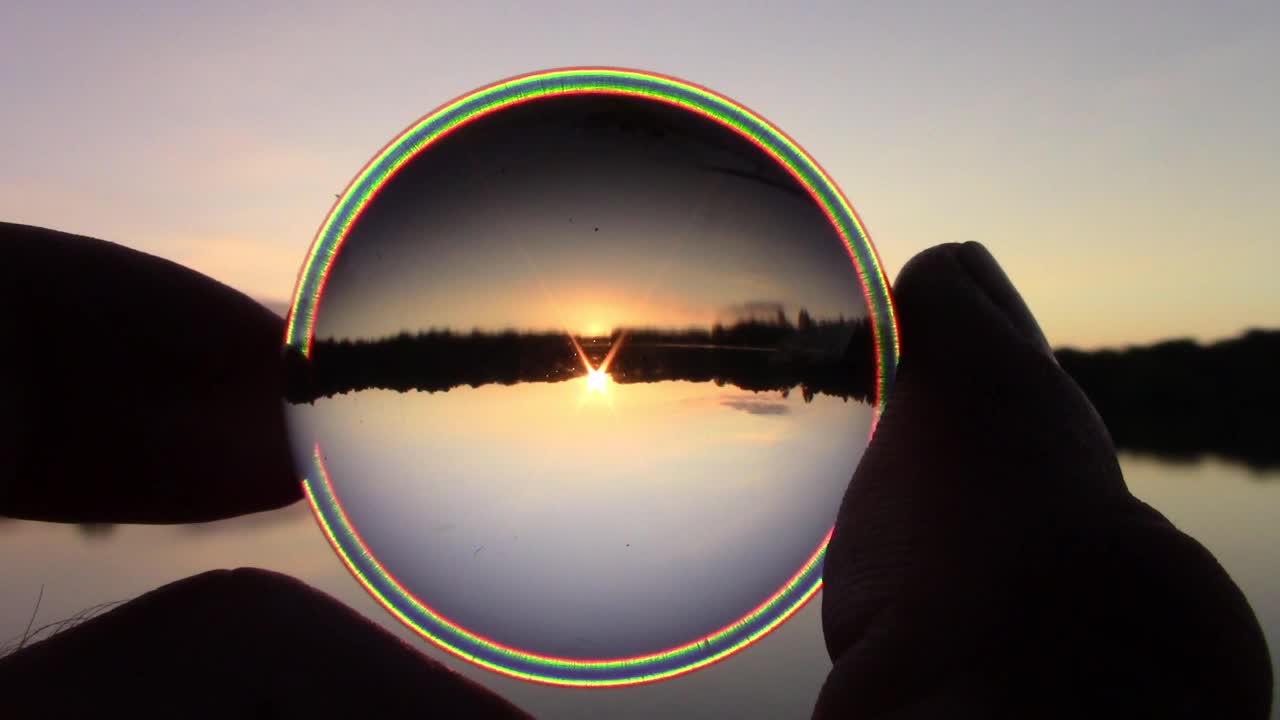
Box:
[0,567,533,719]
[1,222,302,523]
[892,242,1053,374]
[822,241,1127,667]
[954,241,1054,358]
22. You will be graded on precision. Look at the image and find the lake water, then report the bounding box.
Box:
[288,380,870,661]
[2,452,1276,718]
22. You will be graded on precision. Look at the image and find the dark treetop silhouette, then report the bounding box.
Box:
[284,316,878,406]
[285,315,1279,470]
[1054,329,1280,470]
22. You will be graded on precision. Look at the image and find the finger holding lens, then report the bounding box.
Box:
[816,243,1272,718]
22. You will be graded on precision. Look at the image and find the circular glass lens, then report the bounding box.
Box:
[283,68,897,686]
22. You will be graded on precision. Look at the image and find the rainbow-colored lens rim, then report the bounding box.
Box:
[284,67,899,687]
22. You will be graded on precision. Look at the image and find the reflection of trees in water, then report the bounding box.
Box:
[1055,329,1280,470]
[285,317,876,405]
[286,319,1280,471]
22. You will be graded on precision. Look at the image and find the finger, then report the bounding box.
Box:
[0,222,301,523]
[823,241,1128,657]
[0,568,532,718]
[815,242,1271,717]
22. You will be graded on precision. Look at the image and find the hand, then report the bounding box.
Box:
[0,222,532,718]
[0,223,1270,718]
[816,242,1272,718]
[0,221,297,524]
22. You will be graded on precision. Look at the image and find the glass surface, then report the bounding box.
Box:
[282,76,888,680]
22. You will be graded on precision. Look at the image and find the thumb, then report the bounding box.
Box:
[815,242,1271,718]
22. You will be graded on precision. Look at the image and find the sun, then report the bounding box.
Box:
[585,368,610,393]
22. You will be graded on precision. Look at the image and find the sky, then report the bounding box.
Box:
[2,1,1276,349]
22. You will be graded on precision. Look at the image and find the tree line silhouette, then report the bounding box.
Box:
[282,312,1279,470]
[1054,328,1279,470]
[74,328,1280,542]
[284,315,877,405]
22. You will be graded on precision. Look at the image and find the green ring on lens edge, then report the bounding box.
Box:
[284,67,899,687]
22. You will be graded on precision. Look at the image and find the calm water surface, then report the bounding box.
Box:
[291,381,869,658]
[2,453,1276,719]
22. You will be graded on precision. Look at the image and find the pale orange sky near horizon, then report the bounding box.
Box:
[2,2,1276,350]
